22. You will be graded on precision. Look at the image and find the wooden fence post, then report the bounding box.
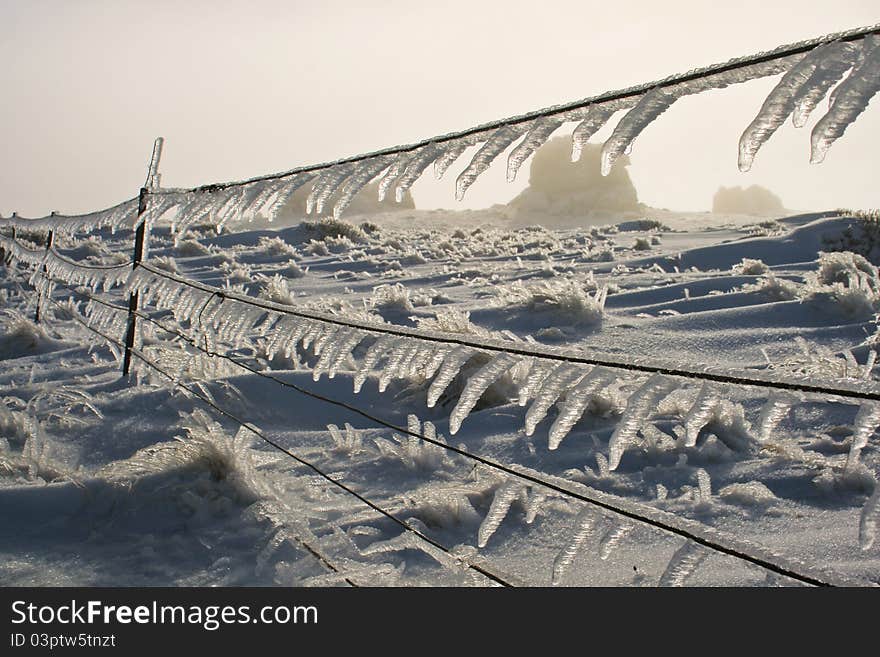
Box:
[122,138,162,377]
[122,188,150,377]
[34,227,54,323]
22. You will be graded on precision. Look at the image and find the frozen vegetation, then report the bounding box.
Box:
[0,204,879,588]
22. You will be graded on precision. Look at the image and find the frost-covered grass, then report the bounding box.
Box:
[496,278,607,325]
[2,210,880,587]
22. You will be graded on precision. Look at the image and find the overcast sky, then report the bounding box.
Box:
[1,0,878,217]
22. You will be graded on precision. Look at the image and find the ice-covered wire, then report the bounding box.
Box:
[137,262,880,403]
[59,283,849,587]
[41,291,512,588]
[146,23,878,195]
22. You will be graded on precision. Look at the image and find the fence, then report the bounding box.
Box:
[2,24,880,586]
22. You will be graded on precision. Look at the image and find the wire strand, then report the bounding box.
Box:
[54,279,848,587]
[43,289,512,587]
[138,261,880,403]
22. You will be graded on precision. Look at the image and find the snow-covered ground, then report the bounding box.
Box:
[1,207,879,587]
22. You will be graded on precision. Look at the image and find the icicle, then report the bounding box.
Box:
[601,88,677,175]
[570,102,634,162]
[307,164,356,215]
[313,328,353,381]
[267,173,316,220]
[608,374,675,470]
[506,117,563,182]
[810,38,880,163]
[659,541,708,587]
[738,42,859,171]
[524,489,547,524]
[791,42,861,128]
[478,480,526,548]
[846,401,880,470]
[426,346,477,408]
[376,154,413,202]
[551,509,597,585]
[524,364,586,436]
[394,145,441,202]
[449,353,519,434]
[696,468,712,503]
[755,393,795,443]
[455,124,531,201]
[378,341,420,392]
[332,156,394,219]
[548,367,615,450]
[434,136,481,180]
[517,359,555,406]
[354,335,396,393]
[598,522,633,561]
[327,329,365,378]
[682,383,720,447]
[859,484,880,550]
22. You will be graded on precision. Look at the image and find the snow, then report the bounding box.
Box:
[3,201,880,587]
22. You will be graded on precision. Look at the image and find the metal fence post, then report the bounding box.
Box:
[34,227,54,323]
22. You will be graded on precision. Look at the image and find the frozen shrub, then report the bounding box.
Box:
[734,258,769,275]
[150,255,179,274]
[257,236,297,258]
[175,239,211,257]
[497,278,607,326]
[414,309,489,336]
[257,274,296,306]
[303,217,369,244]
[633,237,652,251]
[744,273,799,301]
[366,283,414,314]
[304,239,330,256]
[281,260,307,278]
[804,251,880,318]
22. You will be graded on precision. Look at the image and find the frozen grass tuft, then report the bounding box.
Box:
[366,283,414,314]
[734,258,770,275]
[497,278,607,325]
[175,239,211,257]
[257,236,298,259]
[303,217,369,244]
[257,274,296,306]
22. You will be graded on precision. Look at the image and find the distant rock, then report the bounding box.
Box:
[712,185,784,215]
[505,137,641,226]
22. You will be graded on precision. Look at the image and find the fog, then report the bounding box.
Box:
[1,0,878,218]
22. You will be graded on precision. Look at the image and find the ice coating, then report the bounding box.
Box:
[394,145,442,202]
[523,364,586,437]
[306,164,356,215]
[478,480,526,548]
[449,352,519,434]
[608,374,675,470]
[547,367,615,450]
[570,101,636,162]
[455,124,531,201]
[659,541,708,586]
[426,346,477,408]
[506,117,563,182]
[791,42,861,128]
[433,136,481,180]
[376,154,414,202]
[755,393,795,442]
[600,88,678,176]
[683,384,721,447]
[332,156,394,219]
[551,509,597,585]
[738,43,852,171]
[810,36,880,163]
